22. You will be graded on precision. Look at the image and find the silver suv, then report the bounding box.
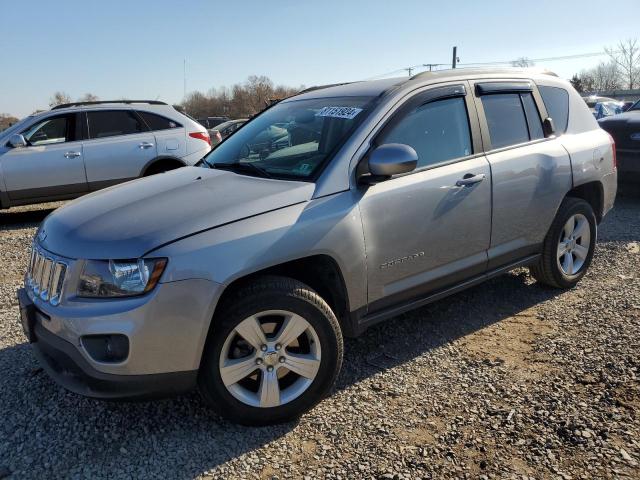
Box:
[0,101,211,209]
[17,69,617,425]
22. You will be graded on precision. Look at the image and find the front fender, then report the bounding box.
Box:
[152,190,368,313]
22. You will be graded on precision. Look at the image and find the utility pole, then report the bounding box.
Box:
[404,67,414,77]
[183,59,187,100]
[423,63,438,71]
[452,46,458,69]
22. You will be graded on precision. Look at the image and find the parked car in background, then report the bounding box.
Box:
[18,69,616,425]
[583,95,617,117]
[0,101,211,209]
[621,101,636,112]
[209,119,247,145]
[599,99,640,182]
[197,116,229,129]
[593,100,624,120]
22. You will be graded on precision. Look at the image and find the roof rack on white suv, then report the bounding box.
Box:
[51,100,169,110]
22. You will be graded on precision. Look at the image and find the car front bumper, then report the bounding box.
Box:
[17,277,222,399]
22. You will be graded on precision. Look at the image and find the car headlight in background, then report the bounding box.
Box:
[78,258,167,298]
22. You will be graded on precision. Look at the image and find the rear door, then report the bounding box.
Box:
[1,112,87,202]
[83,109,157,190]
[471,80,572,269]
[137,110,186,159]
[358,83,492,311]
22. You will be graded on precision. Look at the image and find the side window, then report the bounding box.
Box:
[521,93,544,140]
[379,96,472,169]
[481,94,531,149]
[138,111,181,131]
[21,114,77,146]
[538,85,569,134]
[87,110,147,139]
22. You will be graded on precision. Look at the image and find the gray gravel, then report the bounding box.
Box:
[1,191,639,479]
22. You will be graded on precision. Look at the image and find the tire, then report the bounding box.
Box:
[198,275,343,426]
[530,197,597,289]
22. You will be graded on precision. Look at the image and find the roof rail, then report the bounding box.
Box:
[408,66,559,81]
[297,82,359,95]
[51,100,168,110]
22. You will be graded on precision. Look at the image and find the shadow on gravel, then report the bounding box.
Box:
[0,270,565,478]
[0,207,55,230]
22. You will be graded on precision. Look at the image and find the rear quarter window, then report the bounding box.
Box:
[138,111,182,131]
[538,86,569,134]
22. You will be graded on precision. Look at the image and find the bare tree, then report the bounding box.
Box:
[182,76,301,119]
[605,38,640,90]
[49,91,72,108]
[511,57,535,68]
[0,113,19,132]
[577,61,620,92]
[78,93,99,102]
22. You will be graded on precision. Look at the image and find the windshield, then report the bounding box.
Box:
[631,100,640,111]
[202,96,374,180]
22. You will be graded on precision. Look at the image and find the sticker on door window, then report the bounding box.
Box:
[315,106,363,120]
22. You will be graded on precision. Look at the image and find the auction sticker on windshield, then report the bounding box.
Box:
[315,106,363,120]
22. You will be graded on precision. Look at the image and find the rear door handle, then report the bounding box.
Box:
[64,151,81,158]
[456,173,486,187]
[139,142,154,149]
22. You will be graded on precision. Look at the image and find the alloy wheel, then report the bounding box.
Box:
[557,213,591,276]
[219,310,321,408]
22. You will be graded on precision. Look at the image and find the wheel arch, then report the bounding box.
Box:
[566,180,604,223]
[212,254,354,336]
[140,156,186,176]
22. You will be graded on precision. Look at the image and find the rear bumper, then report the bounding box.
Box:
[617,149,640,181]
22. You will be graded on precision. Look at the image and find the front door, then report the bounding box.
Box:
[1,112,87,201]
[358,84,492,311]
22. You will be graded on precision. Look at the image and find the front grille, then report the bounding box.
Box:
[26,244,68,306]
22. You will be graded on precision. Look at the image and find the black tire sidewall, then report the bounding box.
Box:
[199,284,342,425]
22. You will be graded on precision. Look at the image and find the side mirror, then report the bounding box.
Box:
[367,143,418,179]
[9,134,27,148]
[542,117,556,138]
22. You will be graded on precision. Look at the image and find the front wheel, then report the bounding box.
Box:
[530,197,597,288]
[198,276,343,426]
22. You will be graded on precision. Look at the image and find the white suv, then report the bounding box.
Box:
[0,101,211,209]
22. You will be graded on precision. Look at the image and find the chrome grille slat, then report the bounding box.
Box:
[26,243,68,306]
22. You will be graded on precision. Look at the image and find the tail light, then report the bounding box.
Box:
[189,131,211,146]
[606,132,617,169]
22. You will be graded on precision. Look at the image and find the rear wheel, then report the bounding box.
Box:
[530,197,597,288]
[198,276,343,425]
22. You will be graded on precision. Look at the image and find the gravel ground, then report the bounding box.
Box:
[0,190,639,480]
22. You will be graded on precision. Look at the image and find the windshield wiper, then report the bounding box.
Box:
[213,162,274,179]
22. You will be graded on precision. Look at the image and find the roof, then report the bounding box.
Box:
[288,67,560,102]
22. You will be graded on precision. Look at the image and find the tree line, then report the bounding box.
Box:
[570,39,640,93]
[180,75,303,119]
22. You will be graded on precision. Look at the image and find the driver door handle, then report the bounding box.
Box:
[456,173,486,187]
[139,142,154,149]
[64,151,81,158]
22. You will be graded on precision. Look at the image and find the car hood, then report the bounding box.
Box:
[39,167,315,259]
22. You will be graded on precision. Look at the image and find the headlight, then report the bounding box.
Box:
[78,258,167,298]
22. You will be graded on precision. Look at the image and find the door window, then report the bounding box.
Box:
[22,114,77,146]
[481,92,545,149]
[379,96,472,169]
[87,110,147,139]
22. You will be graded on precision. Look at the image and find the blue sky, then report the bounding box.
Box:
[1,0,638,117]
